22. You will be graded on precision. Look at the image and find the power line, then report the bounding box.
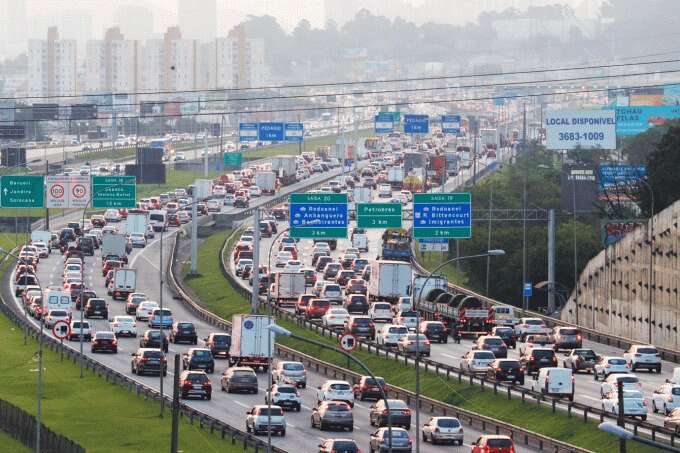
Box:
[7,79,680,126]
[3,55,680,102]
[4,66,680,114]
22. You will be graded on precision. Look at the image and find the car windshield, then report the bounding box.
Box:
[672,388,680,396]
[329,441,358,452]
[149,214,164,221]
[178,323,194,330]
[427,323,443,330]
[283,363,304,371]
[526,319,544,326]
[487,438,513,448]
[560,328,580,335]
[618,376,639,383]
[474,351,495,359]
[437,418,461,428]
[385,430,409,438]
[117,317,134,323]
[51,310,67,317]
[497,361,521,369]
[365,377,385,386]
[258,408,283,416]
[353,318,372,325]
[326,403,349,411]
[622,391,643,399]
[143,350,163,358]
[154,309,172,317]
[532,350,555,359]
[213,335,230,344]
[148,331,164,339]
[277,386,296,394]
[233,370,255,377]
[193,350,211,357]
[576,350,596,358]
[389,327,408,334]
[96,332,115,339]
[637,348,658,354]
[609,358,627,365]
[375,304,390,310]
[185,373,208,382]
[329,383,350,391]
[485,338,504,346]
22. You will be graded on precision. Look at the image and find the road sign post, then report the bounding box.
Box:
[284,123,304,142]
[0,175,44,208]
[523,282,533,298]
[92,176,136,208]
[46,175,90,208]
[356,203,402,228]
[289,193,348,239]
[441,115,461,135]
[412,193,471,239]
[52,320,70,362]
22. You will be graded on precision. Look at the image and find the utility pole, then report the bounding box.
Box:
[170,354,180,453]
[251,208,261,314]
[190,199,199,274]
[522,103,527,144]
[617,379,627,453]
[522,167,528,311]
[203,130,208,177]
[547,209,556,314]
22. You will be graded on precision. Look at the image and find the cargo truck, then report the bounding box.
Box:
[368,260,412,302]
[445,152,460,176]
[387,167,404,189]
[111,269,137,300]
[411,275,448,305]
[271,156,297,186]
[381,228,411,261]
[271,272,306,307]
[419,292,493,337]
[457,146,471,169]
[126,212,148,235]
[229,314,274,370]
[101,234,127,260]
[255,171,276,195]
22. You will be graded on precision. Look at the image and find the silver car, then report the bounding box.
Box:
[397,333,430,357]
[272,361,307,388]
[310,401,354,431]
[245,405,286,436]
[422,416,464,445]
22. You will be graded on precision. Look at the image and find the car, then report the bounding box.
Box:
[652,383,680,415]
[317,380,354,407]
[91,331,118,353]
[322,308,350,330]
[461,350,496,374]
[601,389,647,420]
[84,298,108,319]
[179,370,212,400]
[520,347,558,376]
[471,435,516,453]
[369,302,393,323]
[104,209,122,223]
[376,324,408,347]
[311,400,354,431]
[312,280,328,296]
[344,294,369,315]
[369,427,412,452]
[245,405,286,436]
[221,366,258,393]
[109,315,137,337]
[335,270,355,287]
[514,317,549,341]
[473,335,508,358]
[265,384,301,412]
[148,308,173,329]
[323,263,342,281]
[353,375,386,401]
[43,309,70,328]
[301,268,317,286]
[130,348,167,376]
[139,330,169,353]
[206,199,221,212]
[419,321,447,344]
[271,360,307,388]
[394,310,418,331]
[204,332,231,359]
[182,348,215,373]
[295,294,315,316]
[170,321,198,344]
[75,289,97,311]
[315,256,333,272]
[32,241,50,258]
[125,293,148,315]
[305,298,331,319]
[487,359,525,385]
[284,260,302,272]
[623,344,662,373]
[421,416,464,445]
[665,408,680,433]
[563,348,598,373]
[317,439,360,453]
[235,259,254,276]
[397,333,430,356]
[369,399,411,429]
[129,233,146,248]
[600,373,641,397]
[346,278,368,296]
[345,315,375,340]
[341,254,358,270]
[519,334,554,356]
[593,356,631,380]
[68,320,92,341]
[489,326,516,349]
[234,196,249,208]
[550,327,582,351]
[531,367,574,401]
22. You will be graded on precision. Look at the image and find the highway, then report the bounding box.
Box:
[4,167,538,452]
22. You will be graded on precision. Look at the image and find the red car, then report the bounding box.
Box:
[295,294,316,315]
[301,269,316,286]
[102,259,123,277]
[304,298,331,319]
[471,435,515,453]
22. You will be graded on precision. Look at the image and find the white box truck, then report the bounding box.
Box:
[45,287,71,311]
[272,272,306,307]
[368,260,412,302]
[101,234,127,259]
[229,314,274,370]
[387,167,404,189]
[353,187,372,203]
[111,269,137,300]
[126,212,148,235]
[255,171,276,195]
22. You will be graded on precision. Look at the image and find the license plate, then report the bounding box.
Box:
[540,359,549,363]
[94,311,101,314]
[193,385,202,389]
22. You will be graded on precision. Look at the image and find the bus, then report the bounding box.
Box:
[149,138,174,159]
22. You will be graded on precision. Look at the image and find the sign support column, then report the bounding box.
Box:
[251,208,261,314]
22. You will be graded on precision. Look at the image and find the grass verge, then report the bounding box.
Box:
[0,236,253,453]
[418,251,469,286]
[181,229,656,453]
[0,430,30,453]
[243,130,372,160]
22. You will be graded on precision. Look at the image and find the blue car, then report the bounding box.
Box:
[148,308,173,329]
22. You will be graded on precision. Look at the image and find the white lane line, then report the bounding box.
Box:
[287,423,296,428]
[136,253,161,272]
[233,400,249,408]
[302,404,313,410]
[441,353,458,360]
[580,394,601,402]
[353,425,361,430]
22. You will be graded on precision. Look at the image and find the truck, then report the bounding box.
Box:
[126,212,147,235]
[403,151,425,174]
[44,288,71,312]
[255,171,276,195]
[101,234,127,259]
[387,167,404,189]
[271,272,306,307]
[457,146,471,169]
[271,155,297,186]
[381,228,411,261]
[419,292,494,336]
[480,128,499,151]
[229,314,274,370]
[111,269,136,300]
[368,260,412,302]
[351,228,368,252]
[427,154,446,186]
[353,187,372,203]
[148,210,168,232]
[412,275,448,305]
[445,152,460,176]
[31,230,52,245]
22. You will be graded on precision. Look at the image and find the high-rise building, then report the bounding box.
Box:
[85,28,139,94]
[177,0,216,42]
[198,34,266,90]
[27,27,77,97]
[0,0,28,59]
[115,4,154,41]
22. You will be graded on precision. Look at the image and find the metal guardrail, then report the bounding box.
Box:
[163,231,595,453]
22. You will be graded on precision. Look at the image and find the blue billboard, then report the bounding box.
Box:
[599,165,647,190]
[284,123,304,142]
[239,123,258,142]
[404,114,429,134]
[616,106,680,136]
[257,122,285,141]
[374,112,394,133]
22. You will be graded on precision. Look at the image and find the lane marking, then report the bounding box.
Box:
[233,400,249,408]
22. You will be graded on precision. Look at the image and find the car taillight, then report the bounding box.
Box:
[113,323,118,327]
[576,334,582,340]
[667,396,674,402]
[182,380,191,386]
[643,400,648,406]
[552,357,557,363]
[626,363,632,368]
[140,358,149,363]
[382,409,389,415]
[605,364,611,368]
[434,427,440,433]
[424,340,430,345]
[404,409,411,415]
[203,381,211,388]
[112,340,117,345]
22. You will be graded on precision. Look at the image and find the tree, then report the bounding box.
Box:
[637,125,680,216]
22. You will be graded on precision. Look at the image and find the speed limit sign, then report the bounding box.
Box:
[339,334,357,353]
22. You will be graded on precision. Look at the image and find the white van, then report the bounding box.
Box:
[493,305,518,326]
[148,210,168,232]
[531,367,574,401]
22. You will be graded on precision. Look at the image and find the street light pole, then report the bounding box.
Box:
[413,249,505,453]
[599,422,680,452]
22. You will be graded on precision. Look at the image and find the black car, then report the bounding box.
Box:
[76,290,97,310]
[84,298,108,319]
[491,326,517,349]
[521,348,558,375]
[204,332,231,359]
[91,331,118,353]
[169,321,198,344]
[59,227,76,243]
[345,316,375,340]
[234,196,249,208]
[344,295,369,314]
[486,359,524,385]
[182,348,215,373]
[140,330,169,353]
[131,348,167,376]
[419,321,448,343]
[66,222,82,236]
[76,236,94,256]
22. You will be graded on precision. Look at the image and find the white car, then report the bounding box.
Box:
[104,209,122,223]
[212,185,227,197]
[33,241,50,258]
[600,373,641,397]
[316,380,354,407]
[68,320,92,341]
[601,389,647,420]
[321,283,343,304]
[393,297,412,314]
[275,251,293,268]
[422,416,464,446]
[129,233,147,248]
[136,301,160,321]
[44,309,70,328]
[368,302,393,323]
[249,186,261,197]
[376,324,409,347]
[284,260,302,272]
[312,280,328,296]
[206,199,221,212]
[652,382,680,415]
[110,315,137,337]
[235,259,253,276]
[594,356,631,380]
[322,308,350,330]
[313,242,331,254]
[514,317,549,340]
[265,384,302,412]
[395,310,419,331]
[378,184,392,198]
[623,345,662,373]
[460,350,495,374]
[173,152,186,161]
[530,367,574,401]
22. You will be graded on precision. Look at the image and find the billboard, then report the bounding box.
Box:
[602,221,642,247]
[140,102,165,117]
[32,103,59,120]
[560,165,598,212]
[599,165,646,190]
[545,109,616,150]
[616,106,680,136]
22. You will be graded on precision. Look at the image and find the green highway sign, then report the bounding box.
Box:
[92,176,136,208]
[357,203,402,228]
[412,192,472,239]
[0,175,44,208]
[223,152,243,167]
[289,193,348,239]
